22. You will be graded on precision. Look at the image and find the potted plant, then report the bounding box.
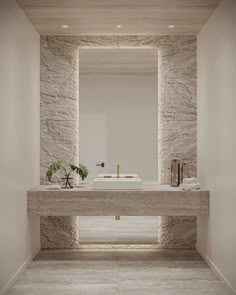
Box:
[46,160,88,189]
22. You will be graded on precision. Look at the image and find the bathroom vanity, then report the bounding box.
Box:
[27,183,209,217]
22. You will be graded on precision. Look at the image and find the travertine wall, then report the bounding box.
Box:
[40,37,79,248]
[157,37,197,249]
[40,35,197,249]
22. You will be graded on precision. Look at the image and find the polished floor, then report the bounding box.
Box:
[79,216,159,244]
[8,249,230,295]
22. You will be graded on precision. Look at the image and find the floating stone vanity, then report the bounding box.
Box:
[28,183,209,217]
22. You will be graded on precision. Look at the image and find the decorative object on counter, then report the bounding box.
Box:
[170,159,180,187]
[183,177,198,185]
[171,159,190,187]
[180,160,189,183]
[179,177,201,191]
[46,160,89,189]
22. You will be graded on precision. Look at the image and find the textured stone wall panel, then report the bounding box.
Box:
[41,216,79,249]
[158,36,197,249]
[158,36,197,78]
[41,35,118,48]
[76,35,118,48]
[159,78,197,121]
[158,120,197,185]
[40,36,79,249]
[118,35,163,48]
[158,217,197,249]
[40,120,79,182]
[158,38,197,185]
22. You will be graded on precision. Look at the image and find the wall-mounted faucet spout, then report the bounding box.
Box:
[116,164,120,178]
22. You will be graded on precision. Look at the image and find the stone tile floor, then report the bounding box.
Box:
[7,249,230,295]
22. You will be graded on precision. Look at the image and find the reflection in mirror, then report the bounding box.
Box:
[79,49,159,246]
[79,49,158,182]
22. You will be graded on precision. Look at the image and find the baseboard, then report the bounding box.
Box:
[196,245,236,295]
[0,247,40,295]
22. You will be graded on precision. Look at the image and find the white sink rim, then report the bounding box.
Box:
[92,176,143,190]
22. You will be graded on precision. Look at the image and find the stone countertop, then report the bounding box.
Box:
[28,182,209,217]
[29,182,209,193]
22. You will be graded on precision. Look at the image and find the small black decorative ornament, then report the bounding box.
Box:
[61,177,74,189]
[46,160,88,189]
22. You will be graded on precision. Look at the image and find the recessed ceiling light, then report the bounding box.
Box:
[168,25,175,28]
[116,25,123,28]
[61,25,69,28]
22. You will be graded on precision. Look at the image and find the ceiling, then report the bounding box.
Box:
[16,0,221,35]
[80,49,158,74]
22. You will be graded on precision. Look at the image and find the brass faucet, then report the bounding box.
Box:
[116,164,120,178]
[116,164,120,220]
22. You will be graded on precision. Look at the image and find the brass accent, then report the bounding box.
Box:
[104,176,112,178]
[116,164,120,178]
[115,215,120,220]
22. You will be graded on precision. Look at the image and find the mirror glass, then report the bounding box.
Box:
[79,49,159,245]
[79,49,158,182]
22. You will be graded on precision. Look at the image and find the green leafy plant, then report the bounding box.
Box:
[46,160,64,182]
[70,164,89,181]
[46,160,89,188]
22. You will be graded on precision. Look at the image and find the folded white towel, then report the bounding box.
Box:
[183,177,198,185]
[179,183,201,191]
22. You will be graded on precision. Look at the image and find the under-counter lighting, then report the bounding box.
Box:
[168,25,176,28]
[61,25,69,28]
[116,24,123,28]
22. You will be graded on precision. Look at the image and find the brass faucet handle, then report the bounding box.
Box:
[116,164,120,178]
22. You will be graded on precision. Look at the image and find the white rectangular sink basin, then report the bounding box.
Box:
[92,174,143,190]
